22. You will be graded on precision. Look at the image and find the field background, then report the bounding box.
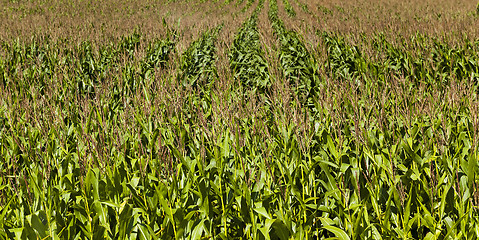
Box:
[1,0,479,239]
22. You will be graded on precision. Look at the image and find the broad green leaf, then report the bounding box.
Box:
[323,225,350,240]
[191,220,206,240]
[254,207,272,219]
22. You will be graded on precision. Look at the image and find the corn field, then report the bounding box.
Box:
[1,0,479,239]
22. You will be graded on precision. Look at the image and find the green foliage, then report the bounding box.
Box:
[322,33,368,80]
[179,26,221,90]
[230,0,270,92]
[318,5,332,15]
[281,0,296,17]
[1,0,479,239]
[292,0,310,14]
[269,0,317,104]
[320,31,479,90]
[235,0,245,7]
[241,0,256,12]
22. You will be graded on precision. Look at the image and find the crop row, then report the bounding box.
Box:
[0,24,176,99]
[241,0,256,12]
[322,32,479,87]
[1,1,479,238]
[280,0,296,17]
[229,0,270,92]
[268,0,317,105]
[292,0,310,14]
[179,26,221,90]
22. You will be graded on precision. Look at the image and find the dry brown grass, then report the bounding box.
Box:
[0,0,245,46]
[302,0,478,36]
[1,0,166,43]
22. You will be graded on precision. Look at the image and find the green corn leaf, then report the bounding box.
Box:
[30,213,48,239]
[323,225,350,240]
[191,219,206,240]
[254,207,272,220]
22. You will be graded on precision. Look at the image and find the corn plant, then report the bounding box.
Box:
[281,0,296,17]
[269,0,317,105]
[1,0,479,239]
[179,26,222,90]
[230,0,270,92]
[292,0,310,14]
[241,0,256,12]
[321,32,368,80]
